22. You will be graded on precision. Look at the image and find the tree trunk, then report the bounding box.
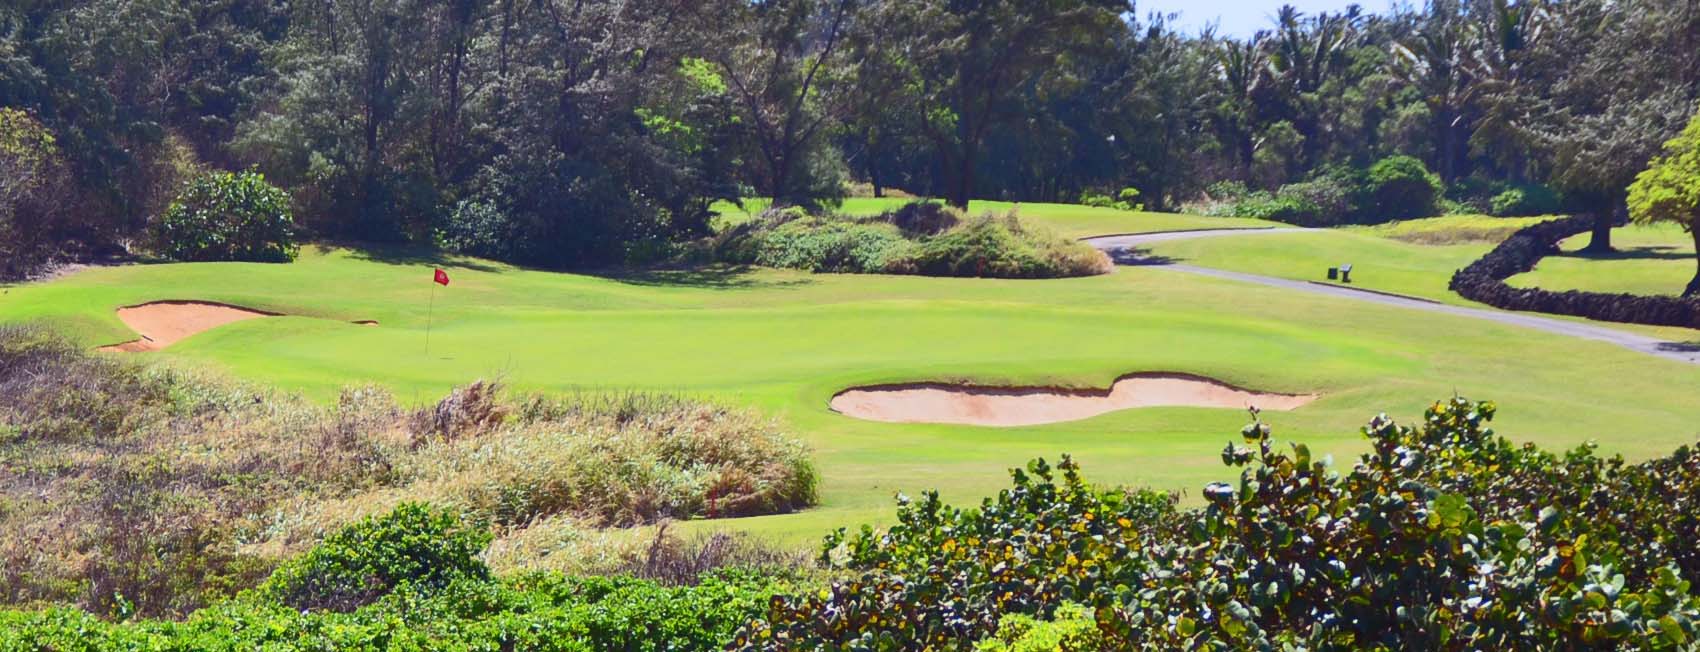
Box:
[1582,211,1615,253]
[1686,224,1700,297]
[948,153,975,209]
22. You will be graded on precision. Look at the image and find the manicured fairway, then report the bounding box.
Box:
[1508,223,1699,296]
[5,206,1700,544]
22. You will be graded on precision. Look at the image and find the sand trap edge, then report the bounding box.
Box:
[829,372,1320,427]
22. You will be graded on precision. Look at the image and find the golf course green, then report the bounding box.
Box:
[4,204,1698,543]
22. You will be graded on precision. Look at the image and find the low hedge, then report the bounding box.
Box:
[1449,214,1700,328]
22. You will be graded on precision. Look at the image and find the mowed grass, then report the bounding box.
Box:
[4,206,1700,544]
[711,198,1278,239]
[1141,215,1555,305]
[1508,223,1699,296]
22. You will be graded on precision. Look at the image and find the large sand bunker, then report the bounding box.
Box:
[830,373,1318,427]
[98,301,279,352]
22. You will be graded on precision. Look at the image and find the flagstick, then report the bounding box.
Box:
[425,280,437,357]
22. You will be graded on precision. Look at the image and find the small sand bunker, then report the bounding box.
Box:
[98,301,277,352]
[830,373,1317,427]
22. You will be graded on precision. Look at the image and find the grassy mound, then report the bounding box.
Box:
[714,203,1111,278]
[0,326,815,617]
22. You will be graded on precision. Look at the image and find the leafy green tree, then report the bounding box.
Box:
[714,0,855,209]
[0,107,63,277]
[1628,107,1700,296]
[873,0,1131,208]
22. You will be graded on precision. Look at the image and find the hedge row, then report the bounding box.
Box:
[1449,214,1700,328]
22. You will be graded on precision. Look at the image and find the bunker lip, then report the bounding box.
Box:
[96,301,379,352]
[829,372,1318,427]
[97,301,279,352]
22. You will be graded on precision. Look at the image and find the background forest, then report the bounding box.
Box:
[1,0,1697,274]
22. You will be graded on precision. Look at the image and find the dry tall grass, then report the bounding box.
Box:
[0,326,815,617]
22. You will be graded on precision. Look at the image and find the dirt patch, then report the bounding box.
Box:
[97,301,279,352]
[830,373,1317,427]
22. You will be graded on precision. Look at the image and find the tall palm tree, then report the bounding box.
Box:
[1391,0,1478,182]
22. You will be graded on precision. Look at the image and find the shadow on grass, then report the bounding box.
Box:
[337,242,505,273]
[1104,246,1181,266]
[1556,245,1693,262]
[602,265,815,290]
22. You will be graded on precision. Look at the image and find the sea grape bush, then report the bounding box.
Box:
[735,457,1180,648]
[257,503,492,612]
[742,398,1700,650]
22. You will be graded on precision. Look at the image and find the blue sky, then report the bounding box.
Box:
[1138,0,1404,38]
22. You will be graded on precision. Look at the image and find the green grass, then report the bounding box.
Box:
[7,210,1700,545]
[1142,216,1548,306]
[711,198,1278,239]
[1508,223,1699,296]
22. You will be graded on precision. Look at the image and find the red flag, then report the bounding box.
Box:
[433,268,450,286]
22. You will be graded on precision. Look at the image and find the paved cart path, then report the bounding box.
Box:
[1084,228,1700,366]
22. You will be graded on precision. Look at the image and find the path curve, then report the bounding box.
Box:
[1083,229,1700,366]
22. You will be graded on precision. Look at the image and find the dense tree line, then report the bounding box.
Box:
[1,0,1696,274]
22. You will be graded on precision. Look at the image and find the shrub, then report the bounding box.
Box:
[1365,155,1442,220]
[898,213,1111,278]
[257,503,491,612]
[881,201,961,235]
[150,170,298,263]
[713,204,1110,278]
[1228,191,1322,223]
[1274,175,1357,226]
[1491,184,1563,217]
[1077,187,1143,211]
[743,398,1700,650]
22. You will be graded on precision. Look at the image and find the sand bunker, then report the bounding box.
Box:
[97,301,382,352]
[830,373,1317,427]
[98,301,279,352]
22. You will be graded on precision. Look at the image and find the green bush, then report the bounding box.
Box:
[897,213,1111,278]
[742,398,1700,650]
[1491,184,1563,216]
[1078,187,1143,211]
[1365,155,1442,220]
[150,170,298,262]
[714,204,1110,278]
[0,570,786,651]
[256,503,492,612]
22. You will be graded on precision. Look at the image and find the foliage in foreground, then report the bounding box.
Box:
[0,327,815,617]
[742,398,1700,650]
[714,203,1112,278]
[0,504,791,651]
